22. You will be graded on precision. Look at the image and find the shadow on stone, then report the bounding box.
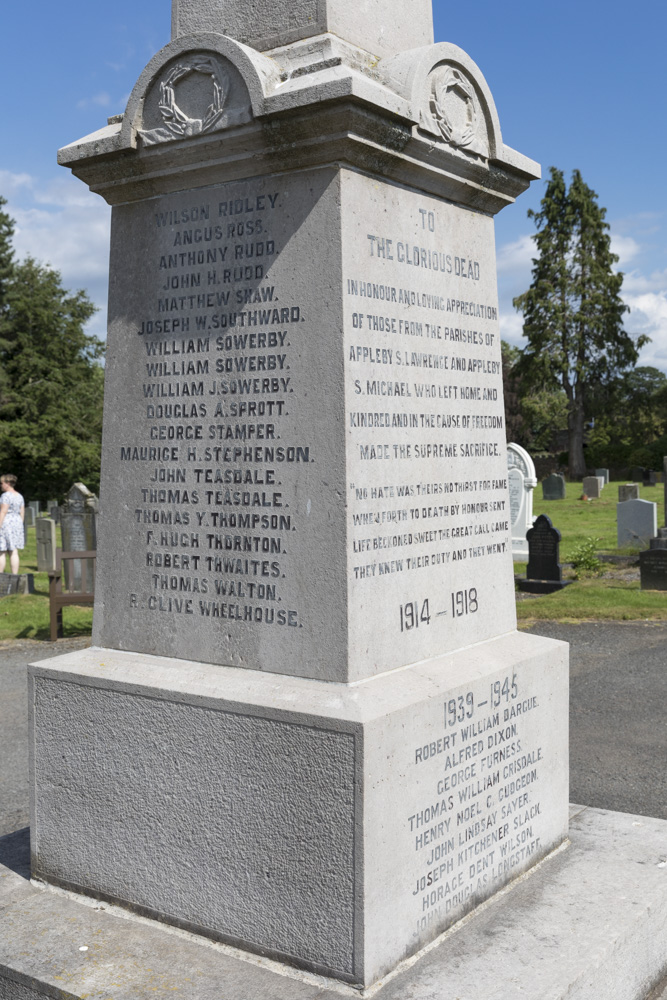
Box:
[0,826,30,879]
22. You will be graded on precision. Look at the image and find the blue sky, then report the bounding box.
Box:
[1,1,666,366]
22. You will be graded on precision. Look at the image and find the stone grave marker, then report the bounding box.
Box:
[617,498,657,549]
[25,2,569,991]
[595,468,609,485]
[0,574,35,596]
[23,507,34,528]
[60,482,97,592]
[648,470,658,486]
[619,483,639,502]
[630,466,644,482]
[49,505,60,523]
[36,518,57,573]
[639,548,667,590]
[507,442,537,558]
[648,527,667,550]
[582,475,600,499]
[517,514,571,594]
[28,501,41,520]
[542,473,566,500]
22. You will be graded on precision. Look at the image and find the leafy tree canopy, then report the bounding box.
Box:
[0,205,104,501]
[513,167,648,478]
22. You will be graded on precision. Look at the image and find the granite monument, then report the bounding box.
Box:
[26,0,569,990]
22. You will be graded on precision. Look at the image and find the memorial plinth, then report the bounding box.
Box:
[29,0,568,989]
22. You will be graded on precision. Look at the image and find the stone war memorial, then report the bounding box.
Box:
[2,0,665,998]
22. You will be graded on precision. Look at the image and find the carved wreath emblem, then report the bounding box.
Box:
[141,56,230,145]
[430,66,484,156]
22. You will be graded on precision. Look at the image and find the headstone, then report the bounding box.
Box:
[23,507,34,528]
[639,548,667,590]
[594,468,609,485]
[617,498,657,549]
[648,470,658,486]
[630,466,644,483]
[0,574,35,596]
[582,476,600,499]
[618,483,639,502]
[28,3,568,991]
[60,482,97,592]
[517,515,571,594]
[36,518,57,573]
[507,443,537,558]
[28,501,41,520]
[49,505,60,524]
[649,527,667,550]
[542,473,566,500]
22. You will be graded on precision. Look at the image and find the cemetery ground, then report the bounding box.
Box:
[0,523,92,641]
[515,479,667,622]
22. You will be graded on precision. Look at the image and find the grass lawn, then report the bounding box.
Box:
[515,479,667,624]
[0,521,93,642]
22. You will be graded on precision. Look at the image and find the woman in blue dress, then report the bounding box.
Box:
[0,474,25,574]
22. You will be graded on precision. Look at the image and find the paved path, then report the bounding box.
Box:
[525,621,667,821]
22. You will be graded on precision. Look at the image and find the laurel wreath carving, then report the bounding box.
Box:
[430,66,480,153]
[141,56,230,144]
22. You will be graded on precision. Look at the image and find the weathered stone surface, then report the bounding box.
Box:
[26,0,568,991]
[582,476,600,499]
[640,548,667,590]
[172,0,434,58]
[618,483,639,502]
[517,514,571,595]
[95,166,517,681]
[617,498,657,549]
[542,473,566,500]
[3,807,667,1000]
[594,468,609,485]
[30,634,568,987]
[35,518,56,573]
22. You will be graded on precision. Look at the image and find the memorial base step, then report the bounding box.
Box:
[1,806,666,1000]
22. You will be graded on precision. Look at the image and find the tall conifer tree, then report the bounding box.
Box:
[513,168,647,479]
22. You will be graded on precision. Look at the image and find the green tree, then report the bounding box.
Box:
[513,167,648,479]
[0,229,104,499]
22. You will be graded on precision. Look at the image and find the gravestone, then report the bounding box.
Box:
[517,515,571,594]
[630,466,644,483]
[639,548,667,590]
[582,476,600,499]
[648,470,658,486]
[28,501,41,520]
[26,1,569,991]
[23,507,35,528]
[542,473,566,501]
[49,505,60,524]
[617,498,657,549]
[507,443,537,558]
[36,518,57,573]
[649,527,667,550]
[60,483,97,592]
[619,483,639,502]
[594,468,609,485]
[0,574,35,596]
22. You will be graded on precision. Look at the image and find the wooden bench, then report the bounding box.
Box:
[48,549,96,641]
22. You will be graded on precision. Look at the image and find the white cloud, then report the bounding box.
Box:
[610,233,640,267]
[2,170,110,340]
[496,234,534,276]
[76,92,112,110]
